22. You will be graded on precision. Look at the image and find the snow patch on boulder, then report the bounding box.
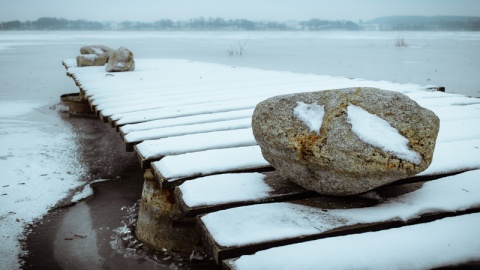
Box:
[293,102,325,135]
[347,104,422,165]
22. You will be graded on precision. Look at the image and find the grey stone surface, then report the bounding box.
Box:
[105,47,135,72]
[76,54,108,67]
[76,45,114,67]
[252,87,440,196]
[80,45,114,58]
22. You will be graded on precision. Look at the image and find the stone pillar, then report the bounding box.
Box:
[135,169,202,253]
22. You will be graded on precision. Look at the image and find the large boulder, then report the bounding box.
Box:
[252,87,440,196]
[105,47,135,72]
[77,45,114,67]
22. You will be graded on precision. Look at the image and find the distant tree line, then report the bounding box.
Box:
[117,18,292,31]
[1,16,479,31]
[365,16,480,31]
[0,17,361,31]
[300,19,360,30]
[0,17,104,30]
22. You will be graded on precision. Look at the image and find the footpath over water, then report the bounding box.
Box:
[63,58,480,269]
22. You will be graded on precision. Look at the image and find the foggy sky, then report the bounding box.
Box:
[1,0,479,22]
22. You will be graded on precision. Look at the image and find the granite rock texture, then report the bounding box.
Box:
[105,47,135,72]
[80,45,114,58]
[252,87,440,196]
[76,45,114,67]
[76,54,108,67]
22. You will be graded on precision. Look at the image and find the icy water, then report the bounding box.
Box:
[0,31,479,270]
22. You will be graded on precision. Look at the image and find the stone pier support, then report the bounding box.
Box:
[135,169,202,253]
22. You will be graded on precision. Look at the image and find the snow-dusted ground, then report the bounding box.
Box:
[0,101,86,270]
[0,35,90,270]
[0,31,479,269]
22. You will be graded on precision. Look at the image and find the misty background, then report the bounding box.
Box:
[2,16,480,31]
[1,0,480,31]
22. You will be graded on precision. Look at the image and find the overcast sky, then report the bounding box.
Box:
[1,0,479,22]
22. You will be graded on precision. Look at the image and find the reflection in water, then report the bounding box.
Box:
[53,202,103,270]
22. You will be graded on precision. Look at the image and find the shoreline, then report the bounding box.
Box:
[22,111,218,269]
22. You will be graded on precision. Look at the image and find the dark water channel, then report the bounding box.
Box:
[23,114,217,270]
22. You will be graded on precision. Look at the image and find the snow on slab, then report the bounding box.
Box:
[201,169,480,247]
[405,90,462,99]
[152,146,269,182]
[173,139,479,210]
[347,104,422,165]
[125,117,252,143]
[418,139,480,176]
[70,59,320,100]
[94,74,415,117]
[415,95,480,107]
[64,59,439,122]
[112,89,477,129]
[120,109,254,134]
[136,128,256,159]
[436,118,480,143]
[430,104,480,122]
[93,76,334,112]
[91,47,103,55]
[82,54,98,61]
[177,140,480,209]
[114,97,259,125]
[229,213,480,270]
[65,58,480,178]
[66,58,415,98]
[67,60,458,111]
[105,80,405,121]
[122,99,478,183]
[179,173,272,207]
[99,91,263,117]
[68,59,479,182]
[88,73,291,103]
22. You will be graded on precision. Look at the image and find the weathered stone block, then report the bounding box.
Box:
[105,47,135,72]
[76,45,114,67]
[76,54,108,67]
[252,87,440,196]
[80,45,114,58]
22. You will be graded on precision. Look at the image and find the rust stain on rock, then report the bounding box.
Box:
[387,162,396,170]
[161,188,176,205]
[292,134,326,160]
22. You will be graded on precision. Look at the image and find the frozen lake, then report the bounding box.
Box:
[0,30,479,269]
[1,30,480,98]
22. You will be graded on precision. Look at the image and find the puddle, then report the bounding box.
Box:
[23,166,217,269]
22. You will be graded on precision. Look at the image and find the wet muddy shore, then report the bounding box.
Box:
[22,112,218,269]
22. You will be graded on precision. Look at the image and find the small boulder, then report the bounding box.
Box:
[80,45,114,58]
[105,47,135,72]
[76,45,114,67]
[76,54,108,67]
[252,87,440,196]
